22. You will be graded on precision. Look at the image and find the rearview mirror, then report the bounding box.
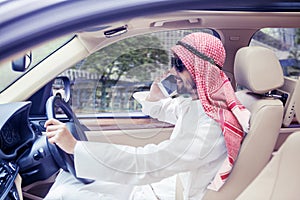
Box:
[52,76,71,103]
[12,52,32,72]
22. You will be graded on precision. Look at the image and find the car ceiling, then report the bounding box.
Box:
[0,0,300,62]
[78,11,300,53]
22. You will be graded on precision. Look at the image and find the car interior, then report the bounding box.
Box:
[0,6,300,200]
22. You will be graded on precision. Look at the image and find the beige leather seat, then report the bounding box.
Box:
[236,75,300,200]
[236,131,300,200]
[201,46,284,200]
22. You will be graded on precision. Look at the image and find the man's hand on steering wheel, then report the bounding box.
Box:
[45,95,94,184]
[45,118,77,154]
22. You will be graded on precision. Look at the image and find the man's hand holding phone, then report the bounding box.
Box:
[146,73,178,102]
[157,74,177,97]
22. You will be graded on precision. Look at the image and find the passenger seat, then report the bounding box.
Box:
[202,46,284,200]
[236,131,300,199]
[236,71,300,199]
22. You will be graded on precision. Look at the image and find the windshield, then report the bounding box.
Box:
[0,35,73,93]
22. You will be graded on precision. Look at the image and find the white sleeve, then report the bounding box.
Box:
[133,91,180,124]
[74,102,222,185]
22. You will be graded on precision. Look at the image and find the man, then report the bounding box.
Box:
[45,32,250,199]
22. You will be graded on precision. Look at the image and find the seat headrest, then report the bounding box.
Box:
[234,46,284,94]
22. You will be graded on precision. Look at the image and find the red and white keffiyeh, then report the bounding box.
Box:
[171,32,251,191]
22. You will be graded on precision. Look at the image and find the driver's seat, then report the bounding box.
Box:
[200,46,284,199]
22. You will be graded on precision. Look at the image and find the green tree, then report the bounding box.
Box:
[296,28,300,45]
[80,34,169,109]
[82,35,168,80]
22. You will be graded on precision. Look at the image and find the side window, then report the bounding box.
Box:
[59,29,216,115]
[250,28,300,78]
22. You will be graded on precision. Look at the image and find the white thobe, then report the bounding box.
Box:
[45,94,227,200]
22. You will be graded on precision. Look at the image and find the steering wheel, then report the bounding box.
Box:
[46,95,94,184]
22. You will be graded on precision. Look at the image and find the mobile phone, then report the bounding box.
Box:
[157,74,177,97]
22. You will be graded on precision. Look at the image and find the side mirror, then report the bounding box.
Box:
[52,76,71,102]
[12,52,32,72]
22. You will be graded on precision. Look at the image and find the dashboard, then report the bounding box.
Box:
[0,101,60,199]
[0,122,22,156]
[0,102,35,160]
